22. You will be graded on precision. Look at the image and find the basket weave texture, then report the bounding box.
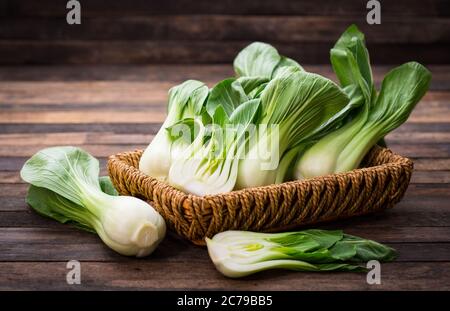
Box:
[108,146,413,245]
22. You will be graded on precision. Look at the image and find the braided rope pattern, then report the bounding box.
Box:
[107,146,413,245]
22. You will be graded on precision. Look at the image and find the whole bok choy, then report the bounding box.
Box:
[139,80,208,181]
[21,146,166,257]
[235,70,350,189]
[294,25,431,179]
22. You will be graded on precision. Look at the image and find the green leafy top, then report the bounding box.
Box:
[233,42,281,79]
[26,176,118,234]
[20,146,100,206]
[234,42,303,80]
[260,71,349,151]
[331,24,374,104]
[206,78,248,117]
[167,79,209,120]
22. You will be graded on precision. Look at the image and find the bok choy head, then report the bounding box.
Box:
[235,71,350,189]
[21,146,166,257]
[139,80,209,181]
[168,78,261,196]
[294,25,431,179]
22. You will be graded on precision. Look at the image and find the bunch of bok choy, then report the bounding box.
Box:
[139,25,431,196]
[139,43,351,195]
[21,146,166,257]
[206,229,396,278]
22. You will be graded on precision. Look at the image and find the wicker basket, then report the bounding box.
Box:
[107,146,413,246]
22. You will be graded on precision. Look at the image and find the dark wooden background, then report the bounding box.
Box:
[1,0,449,64]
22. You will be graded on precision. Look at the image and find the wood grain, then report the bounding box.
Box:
[1,40,449,65]
[0,261,449,290]
[1,16,449,44]
[2,0,449,65]
[0,65,448,91]
[5,0,449,17]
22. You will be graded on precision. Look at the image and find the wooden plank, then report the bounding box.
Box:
[395,123,450,134]
[0,64,235,82]
[0,81,172,104]
[406,184,450,197]
[0,111,166,124]
[0,261,448,290]
[1,192,449,227]
[0,144,147,156]
[0,133,153,146]
[0,65,448,91]
[0,123,164,134]
[1,41,449,65]
[387,132,450,144]
[414,159,450,170]
[411,171,450,184]
[1,16,449,44]
[6,0,449,17]
[388,144,450,158]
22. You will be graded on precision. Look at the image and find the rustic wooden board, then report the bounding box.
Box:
[0,64,449,290]
[4,0,450,17]
[0,262,449,291]
[2,16,449,44]
[0,65,448,91]
[2,40,449,65]
[2,0,449,65]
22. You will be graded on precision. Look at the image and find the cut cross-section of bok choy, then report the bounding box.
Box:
[206,229,397,278]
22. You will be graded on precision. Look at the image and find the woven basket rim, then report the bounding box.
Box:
[107,146,413,200]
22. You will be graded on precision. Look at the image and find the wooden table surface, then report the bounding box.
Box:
[0,64,449,290]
